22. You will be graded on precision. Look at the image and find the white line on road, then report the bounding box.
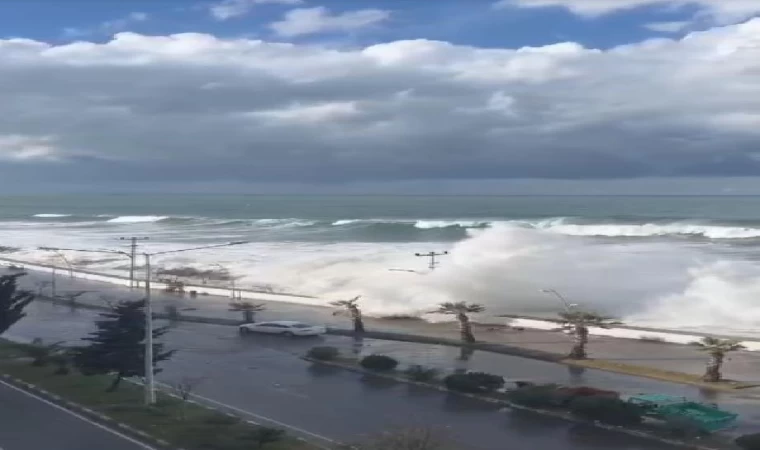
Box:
[0,379,158,450]
[153,380,337,447]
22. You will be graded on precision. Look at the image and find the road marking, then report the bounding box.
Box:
[153,380,336,447]
[0,379,158,450]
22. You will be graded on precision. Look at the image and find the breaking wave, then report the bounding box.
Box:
[527,219,760,239]
[106,215,170,224]
[33,214,71,218]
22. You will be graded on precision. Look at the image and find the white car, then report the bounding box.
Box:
[239,320,327,337]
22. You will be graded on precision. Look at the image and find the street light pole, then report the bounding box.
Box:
[143,252,155,405]
[540,288,577,312]
[120,237,149,288]
[141,241,248,404]
[414,251,448,271]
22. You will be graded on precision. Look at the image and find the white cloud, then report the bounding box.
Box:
[645,20,692,32]
[209,0,303,21]
[63,12,149,38]
[2,20,760,185]
[270,6,391,37]
[0,135,58,161]
[251,101,360,122]
[495,0,760,23]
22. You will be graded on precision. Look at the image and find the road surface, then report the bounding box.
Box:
[3,302,703,450]
[0,378,154,450]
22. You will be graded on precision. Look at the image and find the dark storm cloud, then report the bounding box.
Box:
[1,24,760,188]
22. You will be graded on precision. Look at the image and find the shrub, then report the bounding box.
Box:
[360,354,399,371]
[404,365,440,382]
[506,384,565,407]
[568,396,643,426]
[736,433,760,450]
[306,346,340,361]
[444,372,505,394]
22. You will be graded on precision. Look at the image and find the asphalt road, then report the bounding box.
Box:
[3,302,697,450]
[0,378,154,450]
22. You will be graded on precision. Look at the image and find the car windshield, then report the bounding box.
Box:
[290,323,312,328]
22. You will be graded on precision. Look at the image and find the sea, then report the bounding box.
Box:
[2,194,760,335]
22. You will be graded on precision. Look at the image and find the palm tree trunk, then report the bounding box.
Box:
[243,310,253,323]
[349,306,365,333]
[568,325,588,359]
[107,373,123,392]
[703,353,723,382]
[458,312,475,343]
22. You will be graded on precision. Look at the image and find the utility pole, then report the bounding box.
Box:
[414,251,449,271]
[119,237,149,288]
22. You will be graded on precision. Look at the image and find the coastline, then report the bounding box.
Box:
[4,256,760,346]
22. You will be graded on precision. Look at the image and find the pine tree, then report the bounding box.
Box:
[0,273,35,335]
[73,299,174,391]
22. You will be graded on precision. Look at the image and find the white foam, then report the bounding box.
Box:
[33,214,71,218]
[106,216,168,223]
[529,219,760,239]
[414,220,488,229]
[332,219,361,226]
[254,219,315,227]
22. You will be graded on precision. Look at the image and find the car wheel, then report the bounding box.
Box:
[283,331,295,337]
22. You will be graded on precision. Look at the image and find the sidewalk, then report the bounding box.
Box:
[7,265,760,387]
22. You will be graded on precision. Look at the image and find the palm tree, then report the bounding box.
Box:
[331,296,364,333]
[560,310,621,360]
[691,337,746,382]
[435,302,485,344]
[229,301,266,323]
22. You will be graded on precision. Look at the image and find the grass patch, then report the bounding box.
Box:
[0,340,316,450]
[565,359,760,391]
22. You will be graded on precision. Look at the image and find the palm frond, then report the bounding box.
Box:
[331,295,361,308]
[559,310,620,328]
[690,336,746,353]
[434,301,485,314]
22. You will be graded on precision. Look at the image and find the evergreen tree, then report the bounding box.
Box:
[0,273,35,335]
[73,299,174,391]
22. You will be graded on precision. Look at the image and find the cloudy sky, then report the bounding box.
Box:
[1,0,760,193]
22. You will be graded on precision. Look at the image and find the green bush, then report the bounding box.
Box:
[736,433,760,450]
[444,372,505,394]
[306,346,340,361]
[568,396,644,426]
[506,384,565,407]
[403,365,440,382]
[360,354,399,371]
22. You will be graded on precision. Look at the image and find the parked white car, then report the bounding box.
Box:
[238,321,327,337]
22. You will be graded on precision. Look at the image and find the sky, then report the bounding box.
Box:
[1,0,760,193]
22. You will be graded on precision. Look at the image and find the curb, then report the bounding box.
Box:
[0,373,181,450]
[303,358,734,450]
